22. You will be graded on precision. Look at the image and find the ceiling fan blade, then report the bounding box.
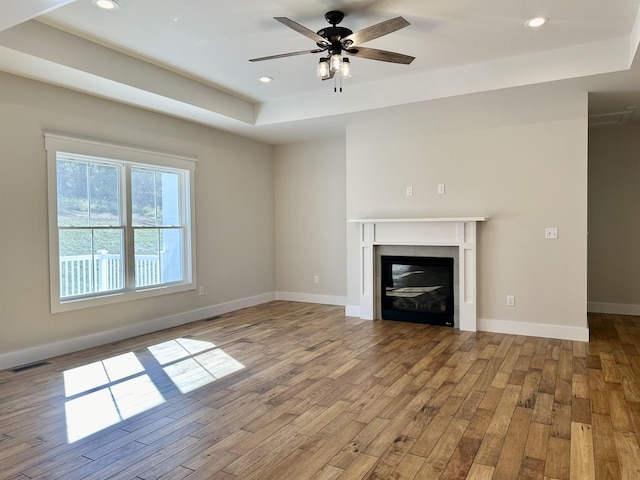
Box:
[249,48,326,62]
[347,46,414,64]
[274,17,330,46]
[342,16,409,46]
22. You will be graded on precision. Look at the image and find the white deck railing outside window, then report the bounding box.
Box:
[59,254,160,298]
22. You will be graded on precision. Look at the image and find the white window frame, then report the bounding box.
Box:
[45,133,197,313]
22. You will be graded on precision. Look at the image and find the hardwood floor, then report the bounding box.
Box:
[1,302,639,479]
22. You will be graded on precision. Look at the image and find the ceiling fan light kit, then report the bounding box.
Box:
[250,10,414,92]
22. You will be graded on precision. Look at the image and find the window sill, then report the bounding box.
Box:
[51,282,195,314]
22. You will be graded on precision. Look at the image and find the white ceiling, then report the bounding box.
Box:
[2,0,640,143]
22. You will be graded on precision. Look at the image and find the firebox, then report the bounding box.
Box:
[380,255,454,327]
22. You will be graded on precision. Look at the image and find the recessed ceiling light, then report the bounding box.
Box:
[93,0,119,10]
[526,16,548,28]
[259,76,274,83]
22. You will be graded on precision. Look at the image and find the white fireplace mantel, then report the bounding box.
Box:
[349,217,487,331]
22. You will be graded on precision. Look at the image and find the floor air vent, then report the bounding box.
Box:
[11,361,51,373]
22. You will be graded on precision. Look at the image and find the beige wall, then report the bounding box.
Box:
[588,123,640,310]
[0,73,275,363]
[0,70,594,366]
[274,139,346,302]
[346,83,589,335]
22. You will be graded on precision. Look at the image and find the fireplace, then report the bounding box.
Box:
[381,255,455,326]
[348,217,486,331]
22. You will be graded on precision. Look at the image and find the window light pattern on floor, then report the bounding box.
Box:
[63,337,244,443]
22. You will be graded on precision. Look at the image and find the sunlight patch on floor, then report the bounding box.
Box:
[65,374,163,443]
[63,352,144,397]
[148,337,216,365]
[163,348,245,394]
[63,337,244,443]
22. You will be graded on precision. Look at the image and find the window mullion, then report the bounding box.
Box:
[181,172,190,282]
[124,164,136,290]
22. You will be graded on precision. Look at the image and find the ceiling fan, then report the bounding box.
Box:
[249,10,415,82]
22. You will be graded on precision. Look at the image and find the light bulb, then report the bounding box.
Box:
[317,58,330,79]
[340,58,351,78]
[330,54,343,73]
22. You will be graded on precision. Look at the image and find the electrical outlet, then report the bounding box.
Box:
[313,275,319,284]
[545,227,558,239]
[406,186,413,196]
[507,295,515,307]
[199,286,205,296]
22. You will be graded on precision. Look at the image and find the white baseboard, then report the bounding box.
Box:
[344,309,588,340]
[275,291,346,306]
[345,305,361,318]
[478,318,589,342]
[0,292,276,371]
[587,302,640,316]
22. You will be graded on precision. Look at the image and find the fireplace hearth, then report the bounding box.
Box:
[381,255,454,327]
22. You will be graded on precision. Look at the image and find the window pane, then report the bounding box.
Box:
[134,228,183,287]
[57,160,88,226]
[132,169,181,227]
[88,163,120,226]
[59,229,123,298]
[59,229,92,297]
[57,160,120,227]
[131,169,156,227]
[157,171,180,226]
[160,229,184,283]
[94,229,124,292]
[134,229,160,287]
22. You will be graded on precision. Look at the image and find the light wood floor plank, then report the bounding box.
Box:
[492,406,532,478]
[464,462,494,479]
[613,430,640,480]
[570,421,595,480]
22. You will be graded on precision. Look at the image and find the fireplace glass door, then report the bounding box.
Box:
[381,255,454,327]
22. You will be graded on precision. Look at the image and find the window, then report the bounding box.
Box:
[46,133,196,312]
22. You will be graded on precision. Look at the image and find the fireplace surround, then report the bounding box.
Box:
[349,217,486,331]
